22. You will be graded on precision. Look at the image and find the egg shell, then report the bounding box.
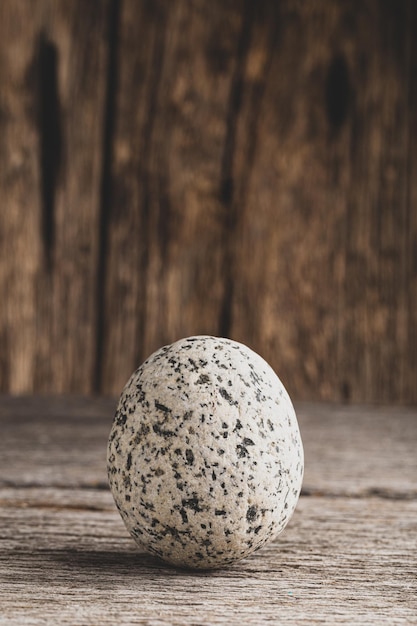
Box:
[107,335,304,569]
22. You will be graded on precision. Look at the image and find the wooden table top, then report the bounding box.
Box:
[1,396,416,625]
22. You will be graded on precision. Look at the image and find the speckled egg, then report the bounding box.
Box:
[107,335,303,569]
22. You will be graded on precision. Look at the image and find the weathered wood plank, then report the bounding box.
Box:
[340,0,416,404]
[0,1,42,392]
[0,0,109,394]
[98,0,161,394]
[217,0,333,394]
[0,492,415,625]
[101,0,245,394]
[228,0,417,403]
[0,395,115,488]
[33,0,110,393]
[0,397,416,497]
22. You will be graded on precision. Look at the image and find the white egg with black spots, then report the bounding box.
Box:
[107,335,303,569]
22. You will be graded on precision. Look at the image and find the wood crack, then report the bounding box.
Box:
[37,31,62,271]
[218,0,254,337]
[301,486,417,501]
[1,484,415,503]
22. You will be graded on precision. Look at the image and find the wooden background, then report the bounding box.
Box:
[0,0,416,403]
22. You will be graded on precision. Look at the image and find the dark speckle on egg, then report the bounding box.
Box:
[107,335,304,569]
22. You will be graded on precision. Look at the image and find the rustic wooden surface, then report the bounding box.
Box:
[0,397,416,625]
[0,0,417,403]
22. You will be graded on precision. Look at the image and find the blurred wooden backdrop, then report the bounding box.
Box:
[0,0,416,403]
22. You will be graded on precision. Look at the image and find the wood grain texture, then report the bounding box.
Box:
[228,0,417,403]
[0,1,42,392]
[0,0,109,393]
[32,0,109,393]
[1,493,416,626]
[340,0,416,404]
[0,396,416,625]
[0,0,416,403]
[101,0,245,393]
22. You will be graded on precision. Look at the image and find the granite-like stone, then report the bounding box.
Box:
[107,336,304,569]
